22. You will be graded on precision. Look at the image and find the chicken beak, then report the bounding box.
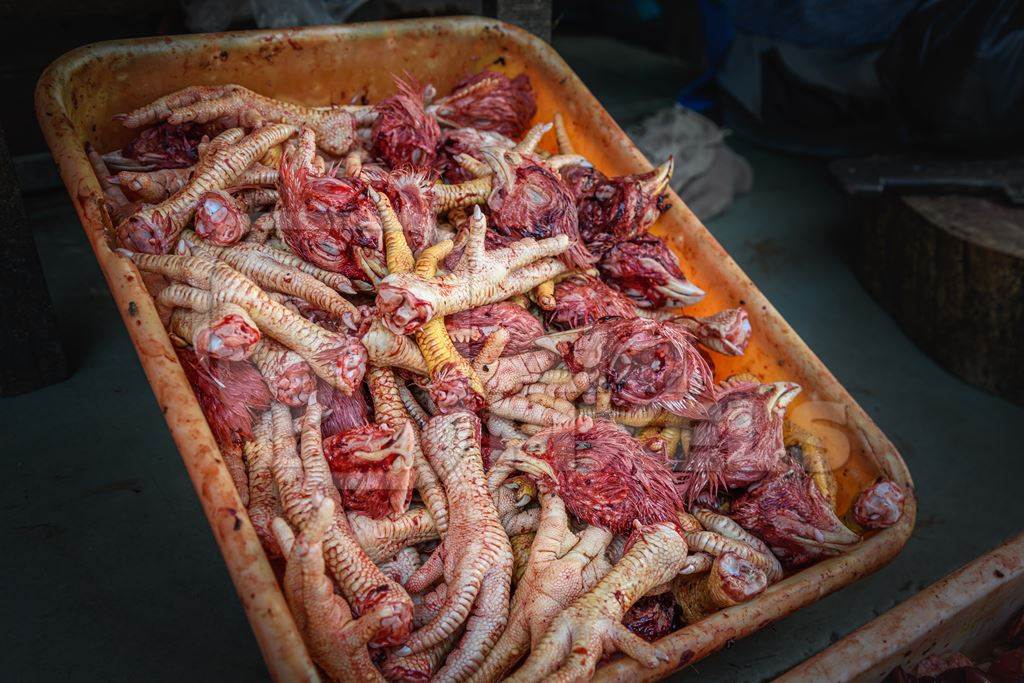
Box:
[546,154,589,171]
[796,522,861,553]
[706,338,742,357]
[654,281,706,307]
[535,327,588,353]
[825,523,862,547]
[353,423,414,464]
[641,157,674,196]
[767,381,802,412]
[505,475,538,507]
[481,146,516,191]
[641,256,705,305]
[389,457,414,515]
[392,420,416,456]
[354,247,385,285]
[504,444,557,482]
[354,448,392,463]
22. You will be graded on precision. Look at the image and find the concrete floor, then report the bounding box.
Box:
[4,36,1024,682]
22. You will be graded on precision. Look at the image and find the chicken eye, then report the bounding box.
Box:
[205,200,227,220]
[525,185,549,206]
[730,411,753,430]
[573,456,599,473]
[318,240,341,256]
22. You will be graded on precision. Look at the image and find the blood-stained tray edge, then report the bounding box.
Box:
[777,531,1024,683]
[35,16,915,681]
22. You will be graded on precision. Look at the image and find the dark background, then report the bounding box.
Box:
[3,1,1024,681]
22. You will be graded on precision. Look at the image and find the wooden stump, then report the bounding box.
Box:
[855,194,1024,405]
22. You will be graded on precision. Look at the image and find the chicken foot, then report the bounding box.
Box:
[506,522,688,683]
[116,124,296,253]
[398,412,513,683]
[270,399,413,646]
[271,497,387,682]
[470,487,613,683]
[377,206,569,335]
[119,84,371,156]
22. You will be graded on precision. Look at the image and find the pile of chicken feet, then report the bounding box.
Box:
[92,71,908,682]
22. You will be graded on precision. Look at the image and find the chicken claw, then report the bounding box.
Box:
[271,498,386,682]
[506,522,688,683]
[269,399,412,646]
[399,412,513,683]
[470,486,612,682]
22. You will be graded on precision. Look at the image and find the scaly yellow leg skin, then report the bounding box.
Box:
[259,143,283,168]
[643,423,684,462]
[417,317,487,397]
[181,232,360,321]
[410,239,487,406]
[673,551,767,624]
[489,395,574,428]
[594,381,612,416]
[414,240,454,278]
[183,229,357,294]
[694,507,780,563]
[578,403,688,428]
[514,122,552,155]
[371,187,416,275]
[682,527,783,584]
[467,489,613,683]
[637,425,661,442]
[347,507,439,564]
[269,400,414,647]
[431,176,492,213]
[360,318,428,375]
[376,208,569,334]
[115,167,191,203]
[116,123,297,253]
[533,278,556,311]
[366,366,449,535]
[397,382,431,429]
[679,424,693,456]
[162,285,213,314]
[784,419,839,510]
[244,411,281,556]
[118,84,364,156]
[270,498,386,683]
[658,425,683,460]
[510,532,536,584]
[128,252,366,392]
[473,329,510,374]
[553,112,576,155]
[398,413,513,683]
[454,152,491,178]
[517,370,591,402]
[676,510,703,532]
[505,523,685,683]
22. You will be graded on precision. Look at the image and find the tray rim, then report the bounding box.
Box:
[777,531,1024,683]
[35,15,917,682]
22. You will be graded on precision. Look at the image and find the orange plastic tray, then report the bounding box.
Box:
[779,531,1024,682]
[36,17,916,681]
